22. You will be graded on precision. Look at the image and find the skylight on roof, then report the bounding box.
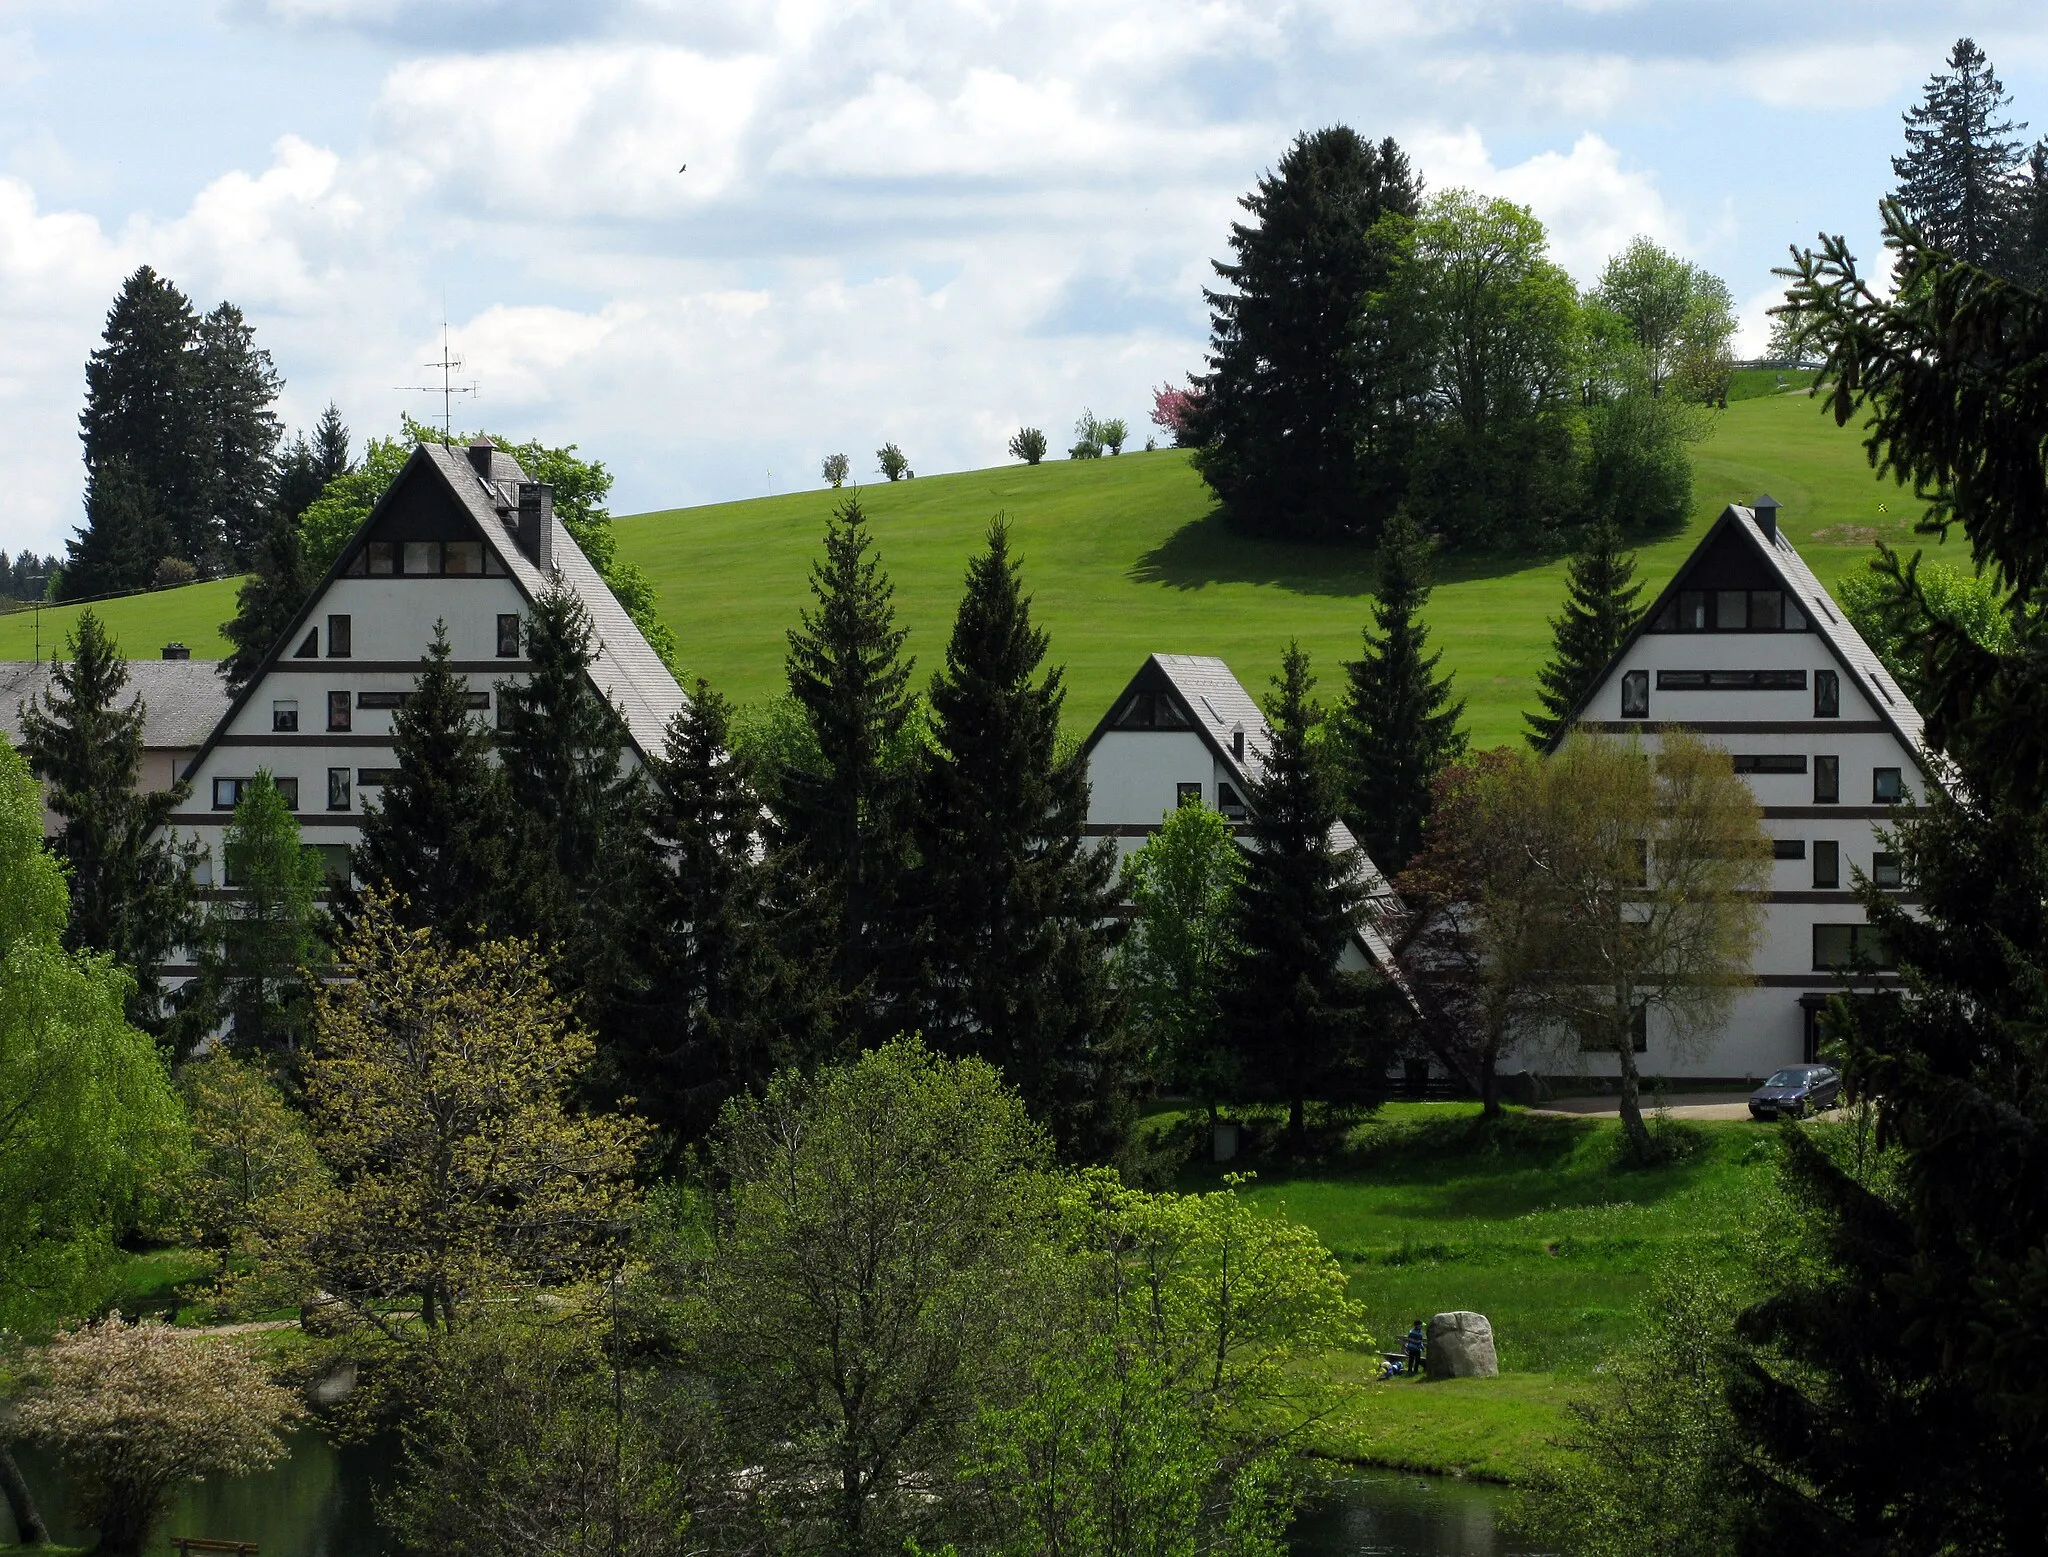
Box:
[1199,695,1224,725]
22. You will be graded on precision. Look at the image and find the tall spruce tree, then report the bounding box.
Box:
[914,519,1125,1158]
[1893,37,2027,269]
[351,622,510,938]
[777,495,919,1039]
[191,301,283,569]
[223,405,352,694]
[61,458,175,601]
[1337,510,1466,874]
[2006,141,2048,291]
[1524,519,1644,749]
[1725,202,2048,1551]
[68,267,204,593]
[606,683,825,1162]
[16,609,198,1026]
[493,583,638,979]
[183,772,327,1057]
[1197,127,1421,541]
[1221,643,1378,1140]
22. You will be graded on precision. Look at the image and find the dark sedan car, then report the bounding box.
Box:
[1749,1065,1842,1120]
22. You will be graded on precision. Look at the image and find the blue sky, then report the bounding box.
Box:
[3,0,2047,556]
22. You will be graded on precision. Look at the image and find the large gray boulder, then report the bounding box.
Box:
[1428,1311,1499,1378]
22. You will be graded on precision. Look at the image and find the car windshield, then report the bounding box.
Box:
[1764,1069,1812,1088]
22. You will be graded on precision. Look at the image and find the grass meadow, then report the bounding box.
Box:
[2,389,1960,748]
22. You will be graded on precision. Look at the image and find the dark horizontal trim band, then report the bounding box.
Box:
[1763,890,1920,904]
[213,735,399,748]
[262,660,527,674]
[1580,721,1888,735]
[1762,806,1903,819]
[1084,821,1254,838]
[163,813,370,829]
[1756,973,1902,988]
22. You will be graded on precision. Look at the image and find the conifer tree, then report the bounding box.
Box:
[1337,510,1466,874]
[914,519,1125,1157]
[1221,643,1378,1140]
[184,773,327,1057]
[270,403,352,530]
[1893,37,2027,268]
[17,609,199,1026]
[352,622,510,938]
[1198,128,1421,541]
[220,514,310,695]
[68,267,204,593]
[191,301,283,569]
[777,495,918,1038]
[607,683,824,1161]
[493,583,638,975]
[2006,141,2048,291]
[1524,519,1644,749]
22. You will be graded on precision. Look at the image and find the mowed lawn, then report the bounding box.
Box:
[2,391,1955,748]
[613,389,1942,747]
[1171,1104,1787,1480]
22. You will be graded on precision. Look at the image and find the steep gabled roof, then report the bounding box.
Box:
[2,658,229,749]
[1544,503,1932,771]
[1085,652,1413,1000]
[176,440,686,785]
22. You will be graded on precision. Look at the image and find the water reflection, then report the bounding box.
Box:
[1289,1470,1548,1557]
[8,1431,398,1557]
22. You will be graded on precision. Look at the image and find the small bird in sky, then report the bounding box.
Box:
[678,164,688,172]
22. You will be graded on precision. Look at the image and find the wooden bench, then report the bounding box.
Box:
[172,1539,259,1556]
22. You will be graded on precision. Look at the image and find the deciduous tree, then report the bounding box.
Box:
[296,893,647,1335]
[17,609,199,1025]
[1007,427,1047,464]
[10,1315,303,1557]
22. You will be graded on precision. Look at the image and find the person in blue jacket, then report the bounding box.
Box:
[1404,1319,1426,1377]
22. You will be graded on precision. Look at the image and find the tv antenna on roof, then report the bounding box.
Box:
[395,320,478,442]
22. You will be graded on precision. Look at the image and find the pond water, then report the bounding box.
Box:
[8,1441,1534,1556]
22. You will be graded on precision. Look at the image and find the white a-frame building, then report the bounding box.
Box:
[1547,497,1927,1080]
[164,439,685,913]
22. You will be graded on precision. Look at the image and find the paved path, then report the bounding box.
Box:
[1530,1093,1758,1121]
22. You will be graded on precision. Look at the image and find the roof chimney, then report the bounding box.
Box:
[516,482,555,571]
[1231,724,1245,761]
[1753,494,1781,542]
[467,438,495,479]
[161,642,190,660]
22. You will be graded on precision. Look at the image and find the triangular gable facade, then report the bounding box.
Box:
[1546,499,1927,1080]
[162,441,684,924]
[1081,652,1413,1002]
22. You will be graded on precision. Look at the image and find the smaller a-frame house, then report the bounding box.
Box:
[164,439,685,912]
[1080,653,1411,996]
[1545,497,1928,1079]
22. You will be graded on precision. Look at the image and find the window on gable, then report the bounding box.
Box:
[271,699,298,733]
[1176,782,1202,809]
[294,627,319,658]
[1773,838,1806,860]
[1112,691,1191,729]
[1815,756,1840,804]
[367,542,396,575]
[328,691,351,732]
[1814,923,1892,970]
[444,540,484,575]
[1874,767,1904,804]
[1872,852,1903,889]
[1815,670,1839,718]
[1715,590,1748,629]
[497,614,522,658]
[327,615,352,658]
[328,767,352,812]
[1620,670,1649,719]
[1813,839,1840,888]
[1749,590,1783,629]
[1732,754,1808,774]
[1218,782,1248,821]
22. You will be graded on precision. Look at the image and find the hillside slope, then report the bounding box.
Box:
[0,393,1948,747]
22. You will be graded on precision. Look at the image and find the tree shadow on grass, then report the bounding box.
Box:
[1128,507,1581,598]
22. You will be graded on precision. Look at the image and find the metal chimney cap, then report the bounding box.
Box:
[1752,493,1782,540]
[466,437,495,478]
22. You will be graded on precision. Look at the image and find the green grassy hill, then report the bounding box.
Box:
[0,391,1948,747]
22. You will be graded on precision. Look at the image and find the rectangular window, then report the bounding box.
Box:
[1679,590,1708,630]
[1732,754,1808,774]
[1872,851,1903,889]
[403,540,442,575]
[1814,839,1840,889]
[1815,755,1840,804]
[212,777,246,811]
[1815,669,1839,718]
[1620,669,1649,719]
[1749,590,1783,630]
[1176,782,1202,809]
[327,767,352,812]
[327,614,352,658]
[444,540,484,575]
[356,767,402,788]
[1218,782,1248,821]
[271,699,299,733]
[497,614,522,658]
[1716,590,1748,629]
[1656,669,1808,691]
[366,542,395,575]
[1874,767,1904,804]
[327,691,352,732]
[308,843,352,885]
[1773,838,1807,860]
[1814,923,1893,970]
[274,777,300,810]
[357,691,411,710]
